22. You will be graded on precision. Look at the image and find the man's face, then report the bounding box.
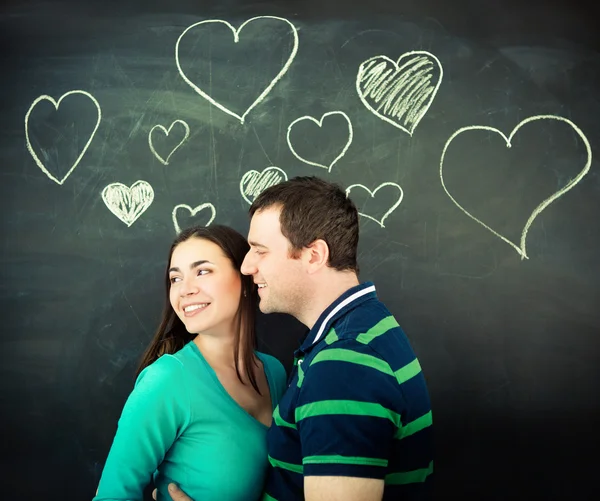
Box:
[241,206,306,317]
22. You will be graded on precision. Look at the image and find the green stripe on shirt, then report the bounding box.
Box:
[394,358,422,384]
[324,327,339,344]
[304,455,388,467]
[273,405,296,429]
[395,410,433,440]
[385,461,434,484]
[261,492,278,501]
[308,348,394,376]
[295,399,401,427]
[268,455,303,474]
[356,316,399,344]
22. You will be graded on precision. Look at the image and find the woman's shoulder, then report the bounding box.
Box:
[256,351,287,380]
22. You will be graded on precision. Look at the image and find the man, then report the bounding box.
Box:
[165,176,433,500]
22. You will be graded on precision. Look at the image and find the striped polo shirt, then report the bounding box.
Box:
[262,282,433,501]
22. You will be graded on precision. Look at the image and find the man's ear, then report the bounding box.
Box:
[303,239,329,273]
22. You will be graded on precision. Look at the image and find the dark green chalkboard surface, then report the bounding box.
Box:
[1,0,599,498]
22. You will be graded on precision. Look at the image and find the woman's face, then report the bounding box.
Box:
[168,237,242,336]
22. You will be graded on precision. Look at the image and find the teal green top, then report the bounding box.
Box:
[94,341,287,501]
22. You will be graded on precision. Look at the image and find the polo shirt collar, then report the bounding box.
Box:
[299,281,377,353]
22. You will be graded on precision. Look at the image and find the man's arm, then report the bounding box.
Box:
[305,476,384,501]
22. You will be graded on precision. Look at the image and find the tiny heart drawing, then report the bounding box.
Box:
[240,167,288,204]
[101,180,154,227]
[25,90,102,185]
[148,120,190,165]
[345,182,404,228]
[286,111,353,172]
[172,203,216,233]
[175,16,299,124]
[356,51,443,136]
[439,115,592,260]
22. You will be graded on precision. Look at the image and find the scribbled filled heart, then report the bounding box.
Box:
[101,181,154,227]
[345,182,404,228]
[240,167,288,204]
[175,16,298,123]
[25,90,101,185]
[172,203,216,233]
[356,51,443,135]
[439,115,592,259]
[148,120,190,165]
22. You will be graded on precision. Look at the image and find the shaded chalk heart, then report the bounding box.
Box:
[148,120,190,165]
[356,51,442,135]
[101,180,154,227]
[172,203,216,233]
[286,111,353,172]
[346,182,404,228]
[175,16,299,123]
[25,90,102,185]
[440,115,592,260]
[240,167,288,204]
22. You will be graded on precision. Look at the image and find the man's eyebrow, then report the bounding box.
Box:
[248,241,267,249]
[168,260,211,273]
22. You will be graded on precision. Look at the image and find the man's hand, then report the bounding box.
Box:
[151,484,194,501]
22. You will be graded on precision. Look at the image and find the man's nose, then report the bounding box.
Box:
[241,252,256,276]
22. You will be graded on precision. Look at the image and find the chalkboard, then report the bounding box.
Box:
[1,0,599,499]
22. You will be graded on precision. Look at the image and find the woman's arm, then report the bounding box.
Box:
[94,355,190,501]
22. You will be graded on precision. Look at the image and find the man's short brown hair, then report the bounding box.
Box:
[249,176,359,273]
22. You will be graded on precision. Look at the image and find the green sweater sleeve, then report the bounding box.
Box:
[94,355,190,501]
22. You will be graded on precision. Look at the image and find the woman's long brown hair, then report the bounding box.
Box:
[136,225,261,394]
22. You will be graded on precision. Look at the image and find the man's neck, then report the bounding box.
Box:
[299,272,360,330]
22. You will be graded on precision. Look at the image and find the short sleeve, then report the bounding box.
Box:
[94,355,190,500]
[295,340,402,479]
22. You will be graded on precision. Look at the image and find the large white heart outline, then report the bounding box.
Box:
[356,51,443,136]
[439,115,592,260]
[148,120,190,165]
[175,16,299,124]
[240,166,288,205]
[25,90,102,185]
[172,203,216,233]
[286,111,353,172]
[345,182,404,228]
[101,180,154,227]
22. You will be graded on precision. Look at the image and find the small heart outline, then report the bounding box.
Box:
[101,180,154,227]
[148,120,190,165]
[172,203,216,233]
[286,111,353,172]
[346,182,404,228]
[240,167,288,205]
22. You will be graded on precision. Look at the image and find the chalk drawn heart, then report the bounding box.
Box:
[440,115,592,260]
[25,90,101,185]
[175,16,299,124]
[286,111,353,172]
[148,120,190,165]
[346,182,404,228]
[172,203,216,233]
[101,180,154,227]
[240,167,288,205]
[356,51,442,136]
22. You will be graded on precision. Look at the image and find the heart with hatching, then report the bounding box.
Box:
[148,120,190,165]
[101,180,154,227]
[25,90,102,185]
[172,203,216,233]
[356,51,443,136]
[345,182,404,228]
[439,115,592,260]
[240,167,288,204]
[176,16,299,124]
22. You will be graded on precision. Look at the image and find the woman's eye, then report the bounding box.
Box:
[169,276,181,284]
[197,269,210,276]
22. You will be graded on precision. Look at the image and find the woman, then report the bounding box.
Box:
[94,225,287,501]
